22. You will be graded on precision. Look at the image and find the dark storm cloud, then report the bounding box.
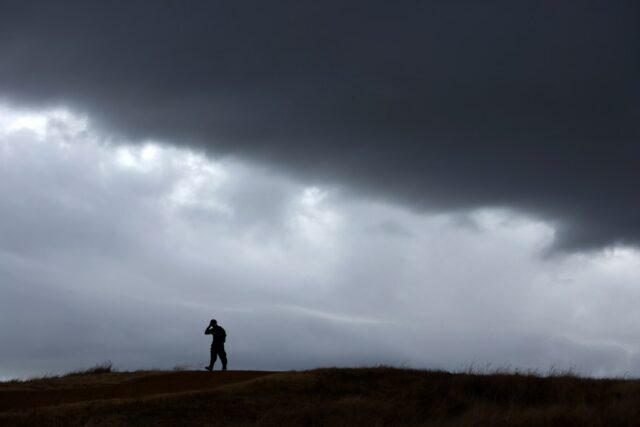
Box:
[0,1,638,251]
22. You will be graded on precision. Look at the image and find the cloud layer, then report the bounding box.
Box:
[0,1,638,251]
[2,107,640,379]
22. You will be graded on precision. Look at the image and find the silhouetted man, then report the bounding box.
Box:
[204,319,227,371]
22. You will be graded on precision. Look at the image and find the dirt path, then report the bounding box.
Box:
[0,370,275,413]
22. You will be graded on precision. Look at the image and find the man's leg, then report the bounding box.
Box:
[207,346,218,371]
[218,344,227,370]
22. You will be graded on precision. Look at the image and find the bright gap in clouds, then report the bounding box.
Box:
[1,104,640,379]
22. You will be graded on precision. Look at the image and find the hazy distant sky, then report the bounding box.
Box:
[1,1,639,379]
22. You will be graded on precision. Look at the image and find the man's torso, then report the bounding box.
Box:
[211,325,226,346]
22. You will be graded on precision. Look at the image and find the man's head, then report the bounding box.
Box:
[210,319,217,326]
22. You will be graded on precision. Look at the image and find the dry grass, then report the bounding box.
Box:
[64,361,113,377]
[2,361,116,386]
[2,367,640,426]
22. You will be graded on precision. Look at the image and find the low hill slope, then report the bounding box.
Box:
[0,369,274,414]
[2,367,640,426]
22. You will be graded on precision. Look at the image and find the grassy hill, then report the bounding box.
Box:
[1,366,639,426]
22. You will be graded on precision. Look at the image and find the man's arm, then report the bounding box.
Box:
[205,325,214,335]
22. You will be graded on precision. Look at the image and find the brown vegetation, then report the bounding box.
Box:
[1,367,639,426]
[64,361,114,377]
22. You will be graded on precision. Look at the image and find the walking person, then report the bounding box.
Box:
[204,319,227,371]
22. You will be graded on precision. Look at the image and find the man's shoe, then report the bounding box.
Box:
[205,366,212,371]
[222,366,227,371]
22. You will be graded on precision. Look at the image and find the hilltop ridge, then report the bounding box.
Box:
[1,367,639,426]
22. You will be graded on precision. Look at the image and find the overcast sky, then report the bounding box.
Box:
[1,1,639,379]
